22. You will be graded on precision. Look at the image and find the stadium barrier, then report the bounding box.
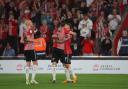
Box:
[0,56,128,74]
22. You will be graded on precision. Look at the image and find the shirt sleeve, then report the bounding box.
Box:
[78,20,83,30]
[87,20,93,30]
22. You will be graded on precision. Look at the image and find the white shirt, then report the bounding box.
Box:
[108,14,121,30]
[78,18,93,38]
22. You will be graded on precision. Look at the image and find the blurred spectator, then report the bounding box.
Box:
[79,1,89,14]
[40,20,51,56]
[93,11,106,54]
[97,0,113,17]
[108,9,121,35]
[31,0,41,28]
[123,0,128,5]
[78,9,93,55]
[0,19,8,47]
[2,43,16,56]
[0,0,5,18]
[102,22,112,39]
[82,37,94,56]
[0,42,4,56]
[8,14,18,55]
[78,12,93,39]
[119,0,125,15]
[117,30,128,56]
[100,33,112,56]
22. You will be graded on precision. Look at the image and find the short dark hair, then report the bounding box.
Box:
[34,31,41,38]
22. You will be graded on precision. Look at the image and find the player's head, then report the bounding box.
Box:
[25,20,33,27]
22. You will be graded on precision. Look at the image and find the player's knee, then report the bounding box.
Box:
[52,62,57,67]
[25,66,30,72]
[32,65,38,71]
[64,64,70,69]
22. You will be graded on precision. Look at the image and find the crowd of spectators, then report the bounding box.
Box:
[0,0,127,56]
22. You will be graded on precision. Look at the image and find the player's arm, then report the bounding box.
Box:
[20,32,25,43]
[55,36,70,43]
[23,33,34,43]
[69,31,77,40]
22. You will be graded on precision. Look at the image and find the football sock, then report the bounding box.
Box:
[69,67,76,78]
[65,68,71,81]
[32,65,38,81]
[52,66,56,81]
[25,66,30,81]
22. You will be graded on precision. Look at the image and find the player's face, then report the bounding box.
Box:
[64,24,70,31]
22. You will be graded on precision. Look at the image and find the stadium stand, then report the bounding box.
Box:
[0,0,128,56]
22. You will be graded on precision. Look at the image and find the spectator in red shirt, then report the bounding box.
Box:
[82,37,94,56]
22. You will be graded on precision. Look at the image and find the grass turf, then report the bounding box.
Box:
[0,74,128,89]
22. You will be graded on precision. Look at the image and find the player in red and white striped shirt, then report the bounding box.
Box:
[62,23,77,83]
[51,23,66,83]
[20,16,38,85]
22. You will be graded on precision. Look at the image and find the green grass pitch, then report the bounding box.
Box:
[0,74,128,89]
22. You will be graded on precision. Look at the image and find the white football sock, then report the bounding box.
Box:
[25,66,30,81]
[69,67,75,78]
[52,66,56,81]
[65,68,71,81]
[31,65,38,81]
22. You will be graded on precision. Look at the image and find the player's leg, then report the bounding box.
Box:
[31,61,38,84]
[64,55,77,83]
[68,55,77,83]
[51,48,59,83]
[60,54,72,83]
[24,50,31,85]
[51,61,58,83]
[68,65,77,83]
[63,64,73,83]
[31,50,38,84]
[25,61,31,85]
